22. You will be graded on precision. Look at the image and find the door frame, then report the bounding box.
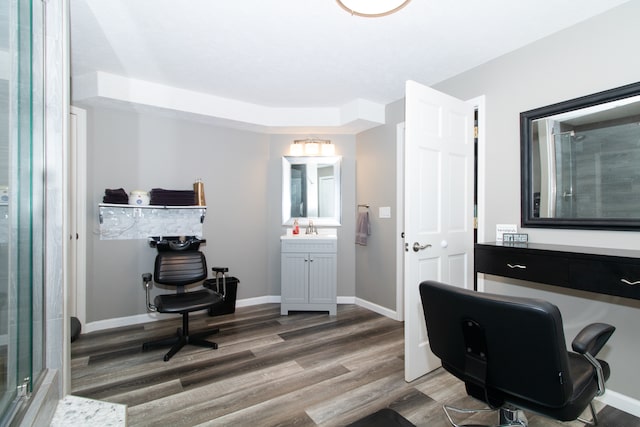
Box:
[69,106,87,326]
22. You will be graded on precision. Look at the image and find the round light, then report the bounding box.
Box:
[336,0,411,17]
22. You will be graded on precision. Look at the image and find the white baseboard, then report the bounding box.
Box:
[84,295,283,333]
[234,295,280,308]
[83,311,175,333]
[337,296,356,305]
[83,295,402,333]
[84,295,403,333]
[598,389,640,418]
[354,297,400,321]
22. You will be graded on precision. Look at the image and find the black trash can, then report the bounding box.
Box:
[203,267,239,316]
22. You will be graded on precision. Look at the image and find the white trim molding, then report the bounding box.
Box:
[72,71,386,134]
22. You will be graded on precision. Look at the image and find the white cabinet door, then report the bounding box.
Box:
[308,253,337,305]
[281,252,309,305]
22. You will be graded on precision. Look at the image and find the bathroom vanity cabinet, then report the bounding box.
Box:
[280,237,337,315]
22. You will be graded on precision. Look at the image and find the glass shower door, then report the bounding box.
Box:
[1,0,45,422]
[554,132,577,218]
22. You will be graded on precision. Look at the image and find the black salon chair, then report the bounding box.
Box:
[142,251,223,361]
[419,280,615,427]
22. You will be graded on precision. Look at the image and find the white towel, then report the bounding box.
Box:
[356,211,371,246]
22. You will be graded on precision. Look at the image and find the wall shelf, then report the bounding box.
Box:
[98,204,206,240]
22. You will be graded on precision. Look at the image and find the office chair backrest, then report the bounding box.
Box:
[419,280,573,409]
[154,251,208,287]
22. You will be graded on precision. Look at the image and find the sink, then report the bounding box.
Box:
[281,228,337,240]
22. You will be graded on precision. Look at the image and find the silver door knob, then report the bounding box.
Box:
[413,242,432,252]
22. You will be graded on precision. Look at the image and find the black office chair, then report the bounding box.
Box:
[142,251,223,361]
[419,280,615,427]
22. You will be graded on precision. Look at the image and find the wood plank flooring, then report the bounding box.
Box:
[71,304,640,427]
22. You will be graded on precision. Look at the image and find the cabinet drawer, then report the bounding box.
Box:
[570,260,640,300]
[476,247,569,286]
[281,239,337,253]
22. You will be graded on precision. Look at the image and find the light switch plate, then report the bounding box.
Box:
[379,206,391,218]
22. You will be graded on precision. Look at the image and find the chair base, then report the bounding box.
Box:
[143,322,219,361]
[443,404,528,427]
[443,401,600,427]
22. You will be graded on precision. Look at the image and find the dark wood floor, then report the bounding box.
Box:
[71,304,640,427]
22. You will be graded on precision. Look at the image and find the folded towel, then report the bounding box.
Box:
[103,188,128,204]
[356,211,371,246]
[149,188,196,206]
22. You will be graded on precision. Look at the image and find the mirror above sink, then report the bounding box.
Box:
[282,156,342,226]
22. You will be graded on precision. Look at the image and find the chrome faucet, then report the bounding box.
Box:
[306,220,318,235]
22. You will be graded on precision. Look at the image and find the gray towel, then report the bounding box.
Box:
[356,211,371,246]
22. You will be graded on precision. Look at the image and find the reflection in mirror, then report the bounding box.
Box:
[521,82,640,230]
[282,156,341,226]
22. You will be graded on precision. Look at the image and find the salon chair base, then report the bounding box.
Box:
[142,312,219,361]
[442,404,530,427]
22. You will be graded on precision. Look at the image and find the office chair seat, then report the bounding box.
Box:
[154,289,221,314]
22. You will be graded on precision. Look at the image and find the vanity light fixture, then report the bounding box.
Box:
[321,140,335,156]
[305,139,320,155]
[290,138,335,156]
[289,140,304,156]
[336,0,411,17]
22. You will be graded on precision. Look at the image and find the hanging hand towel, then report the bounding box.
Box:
[356,211,371,246]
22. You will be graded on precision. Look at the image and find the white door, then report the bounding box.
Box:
[404,81,474,382]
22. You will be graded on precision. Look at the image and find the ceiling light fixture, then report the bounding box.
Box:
[336,0,411,17]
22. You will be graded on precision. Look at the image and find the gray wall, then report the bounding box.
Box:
[433,1,640,401]
[267,134,357,302]
[355,100,404,311]
[84,106,356,323]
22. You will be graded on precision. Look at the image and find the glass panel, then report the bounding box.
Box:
[0,0,14,416]
[1,0,45,422]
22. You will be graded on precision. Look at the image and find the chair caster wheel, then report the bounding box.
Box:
[142,344,149,351]
[213,343,218,350]
[163,354,171,362]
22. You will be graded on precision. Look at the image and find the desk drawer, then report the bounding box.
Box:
[570,260,640,300]
[476,247,569,286]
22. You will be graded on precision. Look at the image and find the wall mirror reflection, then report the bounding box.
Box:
[282,156,342,226]
[521,81,640,230]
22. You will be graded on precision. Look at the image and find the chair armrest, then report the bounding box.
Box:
[571,323,615,397]
[571,323,615,357]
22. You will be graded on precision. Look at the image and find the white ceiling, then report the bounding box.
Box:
[70,0,630,134]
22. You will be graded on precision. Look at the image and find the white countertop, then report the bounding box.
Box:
[281,228,337,240]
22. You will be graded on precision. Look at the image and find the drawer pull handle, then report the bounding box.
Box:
[507,264,527,269]
[620,279,640,286]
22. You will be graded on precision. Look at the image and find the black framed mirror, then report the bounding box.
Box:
[521,81,640,230]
